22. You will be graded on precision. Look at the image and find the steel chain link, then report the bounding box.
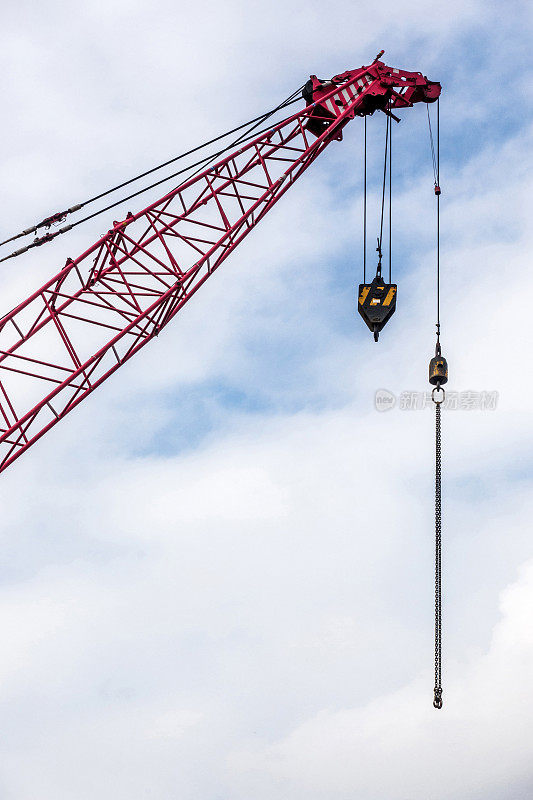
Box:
[433,400,443,709]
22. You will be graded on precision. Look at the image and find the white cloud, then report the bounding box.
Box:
[228,559,533,800]
[0,0,532,798]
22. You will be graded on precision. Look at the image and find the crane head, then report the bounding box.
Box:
[303,60,441,137]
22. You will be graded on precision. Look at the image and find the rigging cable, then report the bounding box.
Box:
[388,102,392,283]
[357,107,397,343]
[376,111,390,276]
[436,98,440,339]
[427,104,438,189]
[71,87,303,231]
[363,116,367,283]
[0,88,304,262]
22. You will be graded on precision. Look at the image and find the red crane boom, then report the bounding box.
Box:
[0,59,440,473]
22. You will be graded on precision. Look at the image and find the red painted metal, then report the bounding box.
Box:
[0,60,440,472]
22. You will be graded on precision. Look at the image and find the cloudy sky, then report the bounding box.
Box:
[0,1,532,798]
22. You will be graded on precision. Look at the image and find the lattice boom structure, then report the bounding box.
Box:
[0,60,440,472]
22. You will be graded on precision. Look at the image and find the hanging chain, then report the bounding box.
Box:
[433,391,443,708]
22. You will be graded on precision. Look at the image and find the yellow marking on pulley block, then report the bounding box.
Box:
[359,286,370,304]
[383,287,396,306]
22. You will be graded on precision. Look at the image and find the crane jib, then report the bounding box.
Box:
[0,59,440,473]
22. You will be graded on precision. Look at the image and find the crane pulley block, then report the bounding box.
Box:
[358,276,397,341]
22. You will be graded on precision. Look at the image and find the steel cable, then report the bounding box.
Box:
[0,89,303,253]
[0,90,304,264]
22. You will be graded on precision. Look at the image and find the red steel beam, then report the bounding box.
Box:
[0,60,440,472]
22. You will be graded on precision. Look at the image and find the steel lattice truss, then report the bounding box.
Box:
[0,60,440,472]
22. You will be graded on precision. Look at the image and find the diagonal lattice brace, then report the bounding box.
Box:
[0,60,440,472]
